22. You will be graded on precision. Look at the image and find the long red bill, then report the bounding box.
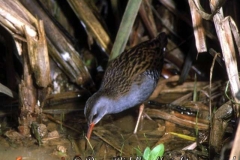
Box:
[87,123,95,140]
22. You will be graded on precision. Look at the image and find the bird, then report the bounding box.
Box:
[84,32,168,139]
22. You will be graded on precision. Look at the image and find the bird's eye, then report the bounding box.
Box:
[92,113,98,121]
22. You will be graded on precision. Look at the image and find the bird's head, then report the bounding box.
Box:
[84,91,109,139]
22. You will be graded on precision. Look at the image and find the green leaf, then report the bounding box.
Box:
[143,147,151,160]
[149,144,164,160]
[109,0,142,60]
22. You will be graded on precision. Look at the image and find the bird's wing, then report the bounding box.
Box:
[100,33,167,96]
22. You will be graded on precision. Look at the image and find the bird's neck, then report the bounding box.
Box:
[98,75,156,114]
[97,88,141,114]
[95,89,128,114]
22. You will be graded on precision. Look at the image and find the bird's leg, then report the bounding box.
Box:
[133,103,145,134]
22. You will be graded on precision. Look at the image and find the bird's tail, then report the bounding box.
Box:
[156,32,168,49]
[144,32,168,51]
